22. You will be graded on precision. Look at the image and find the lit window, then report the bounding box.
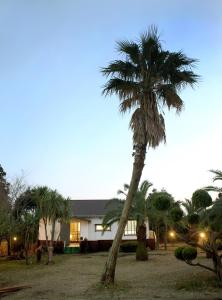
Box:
[95,224,111,232]
[124,220,137,236]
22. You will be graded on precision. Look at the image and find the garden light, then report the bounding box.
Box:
[13,237,17,241]
[169,231,175,238]
[199,232,206,239]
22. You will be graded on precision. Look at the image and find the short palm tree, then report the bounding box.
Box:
[103,180,153,260]
[34,186,71,264]
[101,25,199,285]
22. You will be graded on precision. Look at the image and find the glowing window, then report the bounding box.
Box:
[124,220,137,236]
[95,224,111,232]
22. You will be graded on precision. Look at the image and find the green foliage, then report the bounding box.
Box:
[120,241,137,252]
[175,246,197,261]
[169,207,183,222]
[175,247,185,260]
[182,247,197,261]
[187,213,199,225]
[192,189,212,210]
[151,192,172,211]
[207,199,222,231]
[216,239,222,250]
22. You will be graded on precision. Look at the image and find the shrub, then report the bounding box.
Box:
[192,189,212,210]
[182,247,197,261]
[120,241,137,252]
[187,213,199,225]
[175,247,185,260]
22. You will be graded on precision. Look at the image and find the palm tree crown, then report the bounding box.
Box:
[102,26,199,149]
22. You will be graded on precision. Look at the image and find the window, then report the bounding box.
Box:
[124,220,137,236]
[95,224,111,232]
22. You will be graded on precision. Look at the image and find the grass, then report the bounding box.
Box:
[0,246,222,299]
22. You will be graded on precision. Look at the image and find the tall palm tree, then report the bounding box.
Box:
[103,180,153,260]
[101,25,199,285]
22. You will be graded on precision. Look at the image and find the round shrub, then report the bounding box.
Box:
[152,192,172,211]
[170,207,183,222]
[174,247,185,260]
[187,213,199,225]
[182,247,197,261]
[192,189,212,210]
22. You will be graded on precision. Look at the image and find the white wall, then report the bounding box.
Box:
[39,219,61,241]
[80,217,150,241]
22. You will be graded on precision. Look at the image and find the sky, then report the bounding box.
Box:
[0,0,222,201]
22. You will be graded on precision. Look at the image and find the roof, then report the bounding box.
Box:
[69,199,117,218]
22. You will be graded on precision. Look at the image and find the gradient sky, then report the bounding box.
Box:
[0,0,222,201]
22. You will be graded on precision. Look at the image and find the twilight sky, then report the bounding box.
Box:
[0,0,221,201]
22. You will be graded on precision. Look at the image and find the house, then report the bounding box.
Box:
[39,199,154,251]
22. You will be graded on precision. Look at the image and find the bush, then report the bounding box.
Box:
[187,213,199,225]
[182,247,197,261]
[192,189,212,210]
[120,241,137,252]
[53,241,64,254]
[175,247,185,260]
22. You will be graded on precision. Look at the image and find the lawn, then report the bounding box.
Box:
[0,245,221,299]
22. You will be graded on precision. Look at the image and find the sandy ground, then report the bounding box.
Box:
[0,247,222,300]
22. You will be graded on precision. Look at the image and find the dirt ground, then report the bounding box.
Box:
[0,246,222,300]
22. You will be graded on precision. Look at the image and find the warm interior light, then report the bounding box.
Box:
[169,231,175,238]
[13,237,17,241]
[70,234,72,239]
[199,232,206,239]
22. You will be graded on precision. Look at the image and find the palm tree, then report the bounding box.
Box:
[101,25,199,285]
[34,186,71,264]
[205,170,222,193]
[103,180,153,260]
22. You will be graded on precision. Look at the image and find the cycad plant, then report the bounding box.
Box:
[101,25,199,285]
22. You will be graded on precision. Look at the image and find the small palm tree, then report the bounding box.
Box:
[34,186,71,264]
[101,25,199,284]
[103,180,153,260]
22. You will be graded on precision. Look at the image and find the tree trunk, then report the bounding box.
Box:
[136,223,148,261]
[212,254,222,287]
[164,221,168,251]
[155,225,160,250]
[48,220,56,264]
[101,145,146,285]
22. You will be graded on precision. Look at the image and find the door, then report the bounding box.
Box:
[70,220,80,243]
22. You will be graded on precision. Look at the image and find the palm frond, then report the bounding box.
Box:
[209,169,222,182]
[101,60,140,80]
[116,41,140,64]
[157,84,184,112]
[204,186,222,193]
[102,78,140,99]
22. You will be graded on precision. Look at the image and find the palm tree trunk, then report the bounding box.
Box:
[164,220,168,251]
[48,220,56,264]
[136,223,148,261]
[101,145,146,285]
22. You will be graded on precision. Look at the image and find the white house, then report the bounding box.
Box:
[39,199,154,251]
